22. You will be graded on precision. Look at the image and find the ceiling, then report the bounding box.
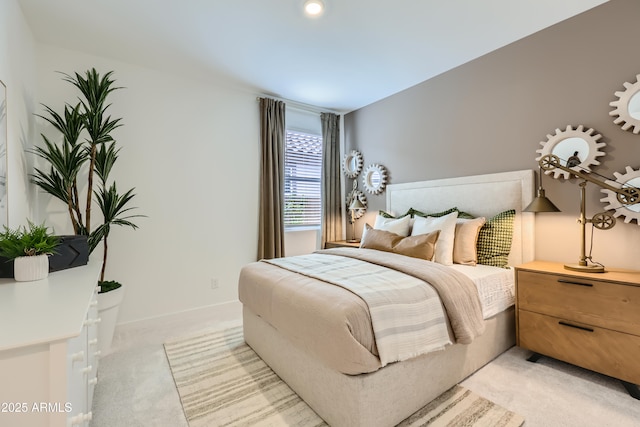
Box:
[18,0,608,112]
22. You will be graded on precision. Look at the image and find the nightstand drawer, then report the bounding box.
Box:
[517,270,640,335]
[519,310,640,384]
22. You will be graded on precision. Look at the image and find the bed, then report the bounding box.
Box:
[239,169,534,427]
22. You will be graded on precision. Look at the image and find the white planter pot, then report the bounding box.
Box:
[97,285,125,356]
[14,255,49,282]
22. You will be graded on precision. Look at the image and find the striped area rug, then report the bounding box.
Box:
[164,326,524,427]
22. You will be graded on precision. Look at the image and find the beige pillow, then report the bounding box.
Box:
[453,217,486,265]
[361,224,440,261]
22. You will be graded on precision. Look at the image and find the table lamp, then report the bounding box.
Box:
[348,197,365,243]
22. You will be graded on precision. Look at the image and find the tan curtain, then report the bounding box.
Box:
[321,112,343,246]
[258,98,286,260]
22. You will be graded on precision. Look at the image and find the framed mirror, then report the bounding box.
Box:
[0,80,6,227]
[601,166,640,224]
[362,163,388,195]
[535,125,606,179]
[342,150,363,178]
[610,73,640,134]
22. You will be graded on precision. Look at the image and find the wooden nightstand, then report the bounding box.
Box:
[324,240,361,249]
[515,261,640,399]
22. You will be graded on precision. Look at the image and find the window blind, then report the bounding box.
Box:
[284,130,322,228]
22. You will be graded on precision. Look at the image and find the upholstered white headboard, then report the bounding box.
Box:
[386,170,535,266]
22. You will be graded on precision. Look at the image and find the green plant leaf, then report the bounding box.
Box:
[0,221,60,259]
[36,103,84,146]
[98,280,122,293]
[94,142,120,184]
[31,134,87,188]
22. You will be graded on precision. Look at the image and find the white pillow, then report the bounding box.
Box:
[373,214,411,237]
[411,211,459,265]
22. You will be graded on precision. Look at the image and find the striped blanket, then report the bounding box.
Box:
[264,253,452,366]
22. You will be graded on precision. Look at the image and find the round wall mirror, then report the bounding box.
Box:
[362,163,388,195]
[342,150,363,178]
[601,166,640,224]
[535,125,606,179]
[610,73,640,134]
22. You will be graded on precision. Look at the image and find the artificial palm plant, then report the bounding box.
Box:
[32,68,143,291]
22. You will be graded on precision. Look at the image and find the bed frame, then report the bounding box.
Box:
[243,169,534,427]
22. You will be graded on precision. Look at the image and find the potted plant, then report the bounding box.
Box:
[31,68,143,352]
[0,221,60,281]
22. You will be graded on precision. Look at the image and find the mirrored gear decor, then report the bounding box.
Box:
[362,163,388,195]
[535,125,605,180]
[342,150,364,178]
[609,73,640,134]
[600,166,640,224]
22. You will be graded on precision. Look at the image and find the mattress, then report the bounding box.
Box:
[238,250,514,375]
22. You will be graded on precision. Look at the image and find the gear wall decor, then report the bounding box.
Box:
[362,164,388,195]
[342,150,364,178]
[535,125,605,180]
[609,74,640,134]
[600,166,640,224]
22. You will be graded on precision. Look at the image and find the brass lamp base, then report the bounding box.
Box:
[564,263,605,273]
[346,239,360,243]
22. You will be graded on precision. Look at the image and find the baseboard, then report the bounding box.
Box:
[117,300,242,329]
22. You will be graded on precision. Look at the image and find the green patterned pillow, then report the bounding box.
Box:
[409,207,458,218]
[378,210,411,219]
[455,209,476,219]
[476,209,515,268]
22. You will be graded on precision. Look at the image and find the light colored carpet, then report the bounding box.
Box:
[90,305,640,427]
[164,326,524,427]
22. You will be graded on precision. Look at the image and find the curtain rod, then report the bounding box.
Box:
[256,95,339,115]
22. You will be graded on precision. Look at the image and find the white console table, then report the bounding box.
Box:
[0,256,102,427]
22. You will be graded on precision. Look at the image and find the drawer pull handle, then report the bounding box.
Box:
[557,279,593,287]
[71,351,85,363]
[559,321,594,332]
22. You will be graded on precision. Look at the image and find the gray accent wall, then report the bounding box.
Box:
[344,0,640,269]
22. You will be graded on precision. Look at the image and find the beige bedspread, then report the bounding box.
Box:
[238,248,485,375]
[264,253,451,367]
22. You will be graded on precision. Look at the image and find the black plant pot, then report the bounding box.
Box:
[49,235,89,272]
[0,256,13,278]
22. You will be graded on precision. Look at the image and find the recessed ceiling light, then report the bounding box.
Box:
[303,0,324,17]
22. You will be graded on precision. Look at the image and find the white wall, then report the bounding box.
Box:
[34,45,261,323]
[0,0,38,227]
[6,0,327,325]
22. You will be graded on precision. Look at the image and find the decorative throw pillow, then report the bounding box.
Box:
[373,213,411,237]
[476,209,516,268]
[453,217,486,266]
[378,209,411,219]
[360,224,440,261]
[409,207,458,218]
[410,210,459,265]
[455,209,476,220]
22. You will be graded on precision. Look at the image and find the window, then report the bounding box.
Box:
[284,130,322,228]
